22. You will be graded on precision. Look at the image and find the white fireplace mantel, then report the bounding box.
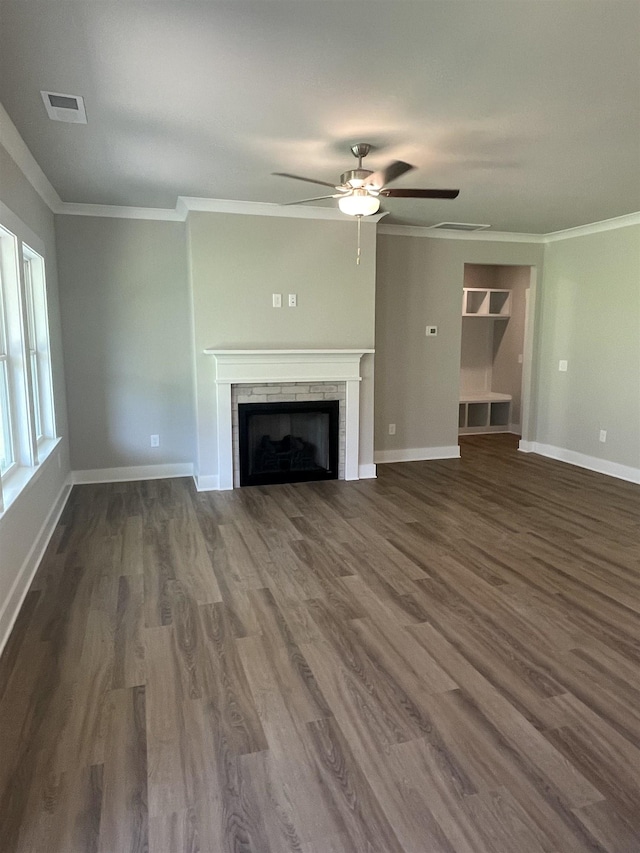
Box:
[204,348,374,489]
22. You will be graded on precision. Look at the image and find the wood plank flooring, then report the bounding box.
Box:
[2,434,640,852]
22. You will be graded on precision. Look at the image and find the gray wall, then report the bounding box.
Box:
[51,208,640,481]
[493,265,530,426]
[457,263,529,426]
[534,225,640,469]
[188,212,376,350]
[55,216,195,470]
[187,211,377,479]
[0,140,70,647]
[375,233,544,453]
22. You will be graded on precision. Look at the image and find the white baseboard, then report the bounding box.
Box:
[73,462,194,485]
[358,463,377,479]
[518,441,640,485]
[0,477,72,657]
[194,474,221,492]
[374,445,461,464]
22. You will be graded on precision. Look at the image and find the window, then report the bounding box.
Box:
[23,246,54,443]
[24,257,42,439]
[0,261,15,475]
[0,225,18,477]
[0,213,57,512]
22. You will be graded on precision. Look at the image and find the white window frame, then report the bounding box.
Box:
[23,255,42,440]
[0,201,59,515]
[0,239,17,478]
[23,244,55,445]
[0,225,21,478]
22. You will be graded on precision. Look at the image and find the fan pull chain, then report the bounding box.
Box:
[356,215,362,265]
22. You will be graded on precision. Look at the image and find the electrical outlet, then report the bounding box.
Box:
[388,423,396,435]
[150,434,160,447]
[272,293,282,308]
[288,293,297,307]
[559,360,568,372]
[425,326,438,336]
[599,430,607,443]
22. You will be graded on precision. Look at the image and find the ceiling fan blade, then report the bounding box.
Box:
[281,194,343,206]
[272,172,339,190]
[366,160,415,189]
[380,188,460,199]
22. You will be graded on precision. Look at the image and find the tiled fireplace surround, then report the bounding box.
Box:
[205,349,374,490]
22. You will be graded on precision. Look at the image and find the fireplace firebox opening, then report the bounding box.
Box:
[238,400,339,486]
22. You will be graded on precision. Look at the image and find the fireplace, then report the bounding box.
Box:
[203,349,375,490]
[238,400,339,486]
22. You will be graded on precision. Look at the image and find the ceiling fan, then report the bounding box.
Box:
[273,142,460,217]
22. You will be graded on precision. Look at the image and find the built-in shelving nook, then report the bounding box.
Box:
[462,288,511,318]
[459,265,530,436]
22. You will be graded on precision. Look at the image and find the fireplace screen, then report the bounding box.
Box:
[238,400,339,486]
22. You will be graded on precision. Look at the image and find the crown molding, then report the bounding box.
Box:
[0,102,62,213]
[544,211,640,242]
[53,204,640,239]
[378,223,545,243]
[51,196,387,223]
[379,211,640,242]
[56,202,184,221]
[179,196,387,223]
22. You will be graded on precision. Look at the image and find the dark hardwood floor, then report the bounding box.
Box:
[2,434,640,852]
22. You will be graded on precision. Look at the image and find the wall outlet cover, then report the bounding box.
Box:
[559,360,568,372]
[425,326,438,336]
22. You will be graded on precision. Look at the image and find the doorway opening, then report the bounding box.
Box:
[459,264,536,446]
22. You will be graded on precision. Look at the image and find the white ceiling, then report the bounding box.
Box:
[1,0,639,233]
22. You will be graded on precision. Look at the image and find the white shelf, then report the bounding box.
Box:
[462,288,511,318]
[460,391,512,404]
[459,393,512,434]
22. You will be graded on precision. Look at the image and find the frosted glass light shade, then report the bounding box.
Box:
[338,190,380,216]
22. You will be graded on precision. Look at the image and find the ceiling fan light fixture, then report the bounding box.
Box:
[338,190,380,217]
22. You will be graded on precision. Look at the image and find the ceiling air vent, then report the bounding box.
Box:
[429,222,490,232]
[430,222,490,232]
[40,91,87,124]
